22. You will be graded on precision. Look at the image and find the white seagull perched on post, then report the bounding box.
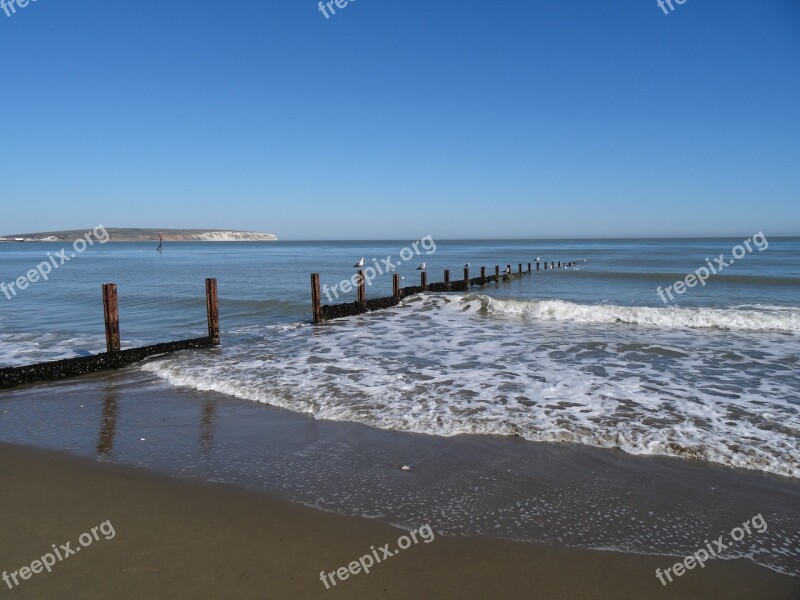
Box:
[353,257,364,268]
[505,266,511,274]
[536,256,540,261]
[416,262,426,271]
[464,262,470,268]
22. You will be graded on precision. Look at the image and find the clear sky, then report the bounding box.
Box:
[1,0,798,240]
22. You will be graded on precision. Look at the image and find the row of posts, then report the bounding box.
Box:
[100,278,220,353]
[311,260,574,323]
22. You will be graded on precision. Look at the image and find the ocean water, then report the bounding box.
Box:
[1,237,799,480]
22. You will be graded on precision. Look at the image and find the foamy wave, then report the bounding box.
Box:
[467,295,800,333]
[142,293,800,480]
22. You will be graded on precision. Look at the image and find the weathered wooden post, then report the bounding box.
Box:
[481,266,486,279]
[537,261,541,271]
[518,263,523,274]
[528,262,532,273]
[444,269,450,291]
[551,261,555,269]
[393,274,401,299]
[311,273,322,324]
[205,278,220,345]
[357,270,366,303]
[102,283,121,353]
[464,266,469,284]
[558,261,561,268]
[495,265,500,278]
[544,261,548,270]
[421,271,428,290]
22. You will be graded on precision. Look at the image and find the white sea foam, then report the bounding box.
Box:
[141,294,800,479]
[0,331,106,367]
[473,295,800,333]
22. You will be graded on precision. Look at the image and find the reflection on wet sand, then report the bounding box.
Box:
[200,401,216,450]
[96,391,119,456]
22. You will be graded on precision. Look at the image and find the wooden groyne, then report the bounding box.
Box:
[0,278,220,390]
[311,260,578,323]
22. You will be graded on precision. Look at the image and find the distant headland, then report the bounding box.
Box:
[0,228,278,242]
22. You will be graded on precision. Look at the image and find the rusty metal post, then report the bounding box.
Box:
[205,278,220,345]
[102,283,121,353]
[311,273,322,324]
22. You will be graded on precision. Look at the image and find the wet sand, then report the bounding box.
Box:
[1,442,797,600]
[2,370,800,576]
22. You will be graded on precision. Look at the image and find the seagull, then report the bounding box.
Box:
[505,266,511,274]
[464,263,470,268]
[416,262,426,271]
[536,257,540,261]
[353,257,364,268]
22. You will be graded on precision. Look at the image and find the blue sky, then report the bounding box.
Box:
[1,0,798,239]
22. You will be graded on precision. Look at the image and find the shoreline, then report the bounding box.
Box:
[1,441,798,599]
[1,369,798,580]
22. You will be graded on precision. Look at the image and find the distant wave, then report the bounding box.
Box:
[462,295,800,333]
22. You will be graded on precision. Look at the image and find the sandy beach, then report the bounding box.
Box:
[0,442,797,599]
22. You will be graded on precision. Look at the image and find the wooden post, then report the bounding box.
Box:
[528,262,531,273]
[495,265,500,278]
[421,271,428,290]
[102,283,120,353]
[444,269,450,291]
[551,261,555,269]
[393,274,401,299]
[311,273,322,324]
[518,263,523,274]
[205,278,220,345]
[544,261,548,270]
[357,270,366,303]
[464,266,469,283]
[558,261,561,268]
[481,266,486,279]
[537,261,541,271]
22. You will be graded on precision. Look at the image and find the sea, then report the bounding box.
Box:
[1,237,798,574]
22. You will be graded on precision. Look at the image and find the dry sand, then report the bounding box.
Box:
[0,442,797,600]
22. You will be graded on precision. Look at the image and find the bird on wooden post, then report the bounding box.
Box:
[353,257,364,268]
[416,262,426,271]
